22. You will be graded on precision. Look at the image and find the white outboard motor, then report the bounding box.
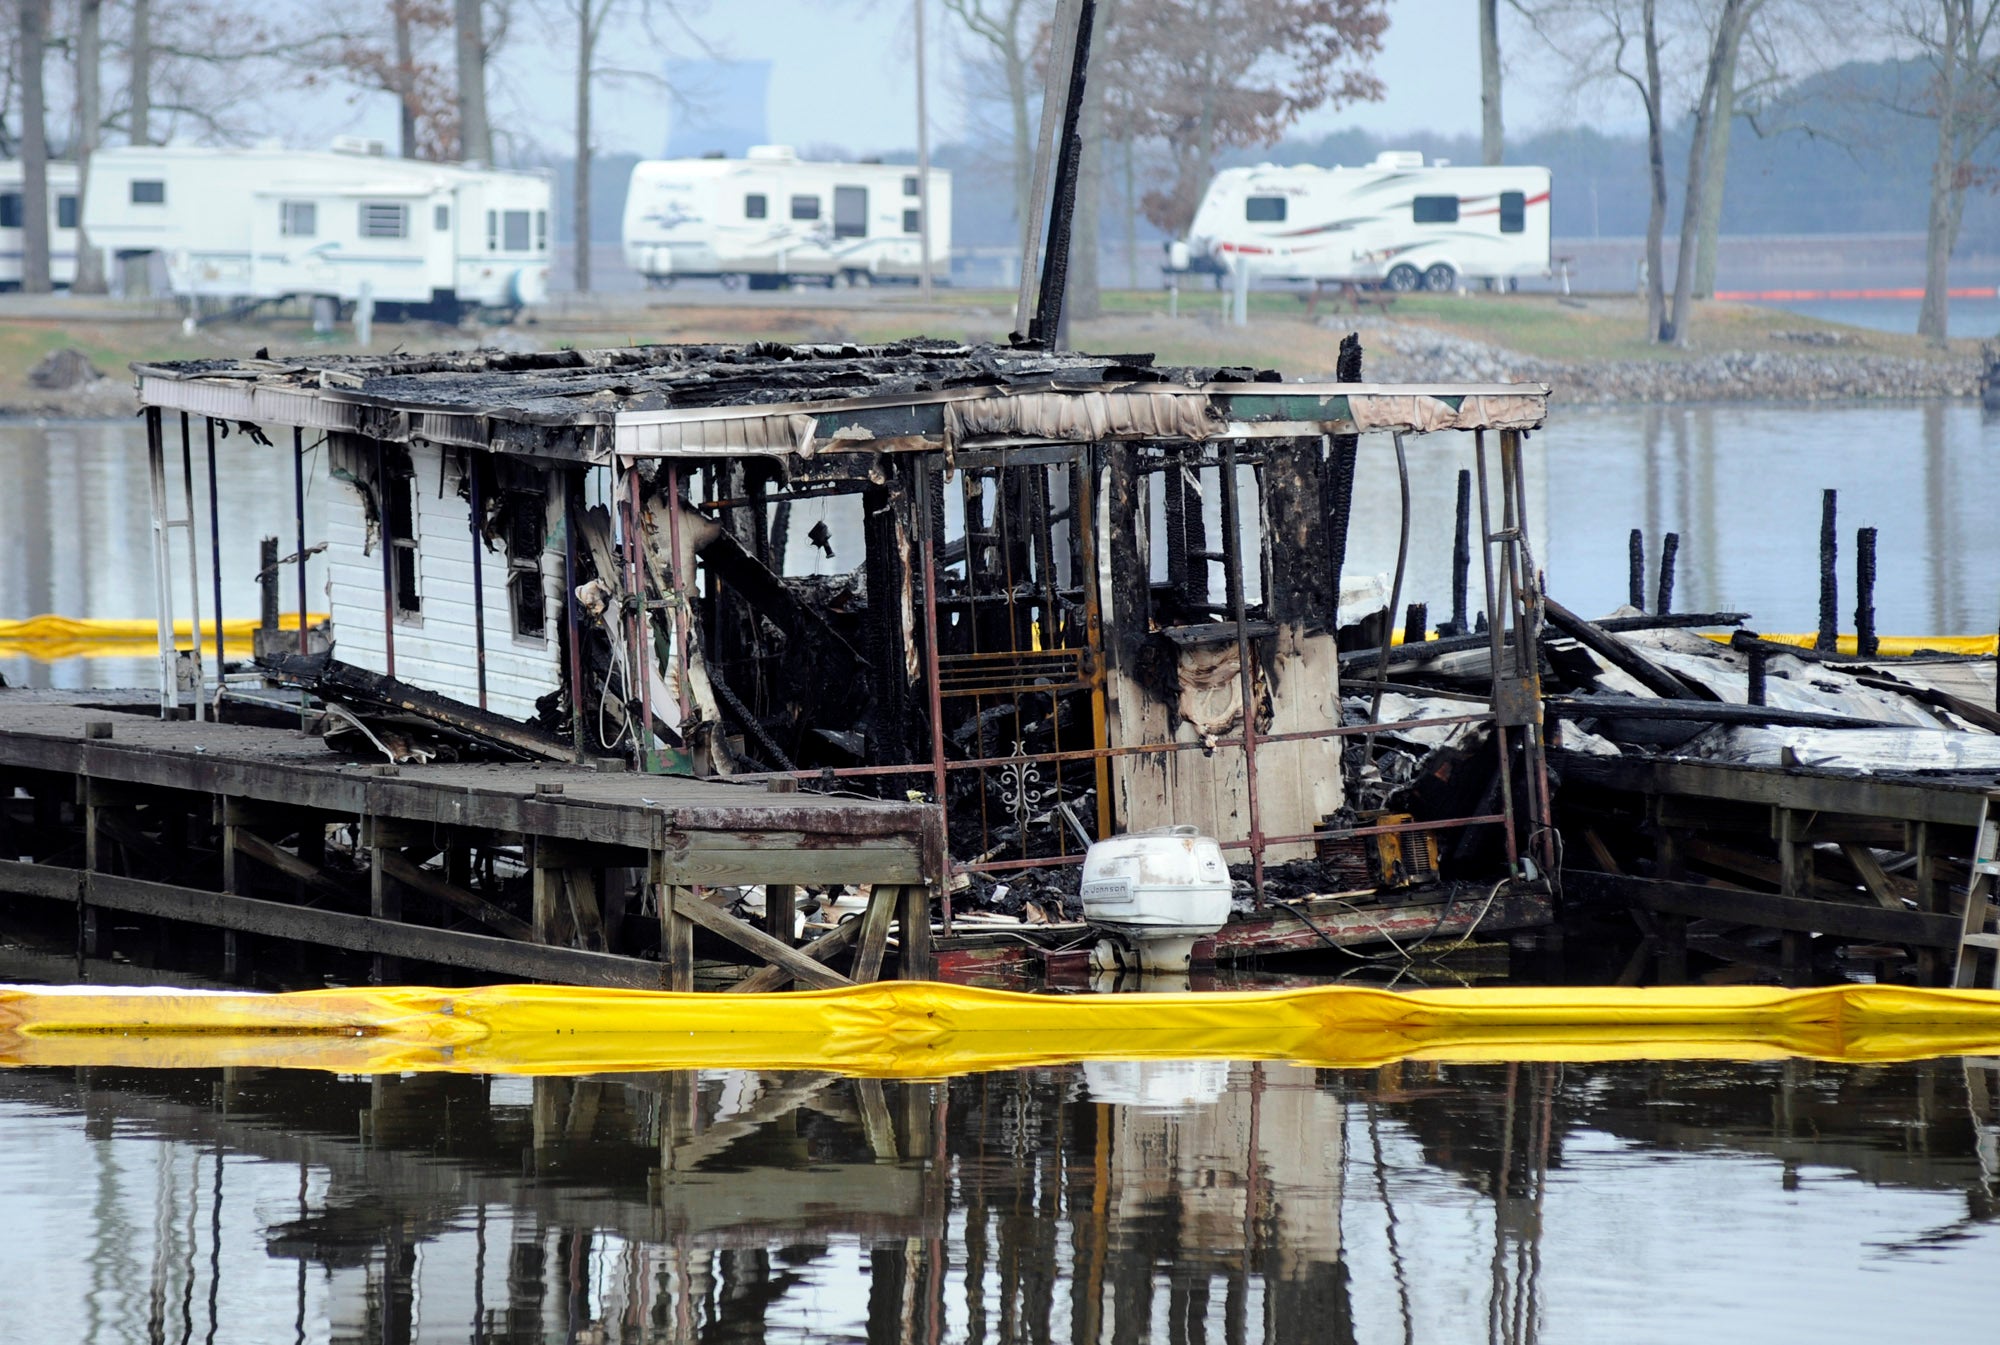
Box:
[1080,826,1233,975]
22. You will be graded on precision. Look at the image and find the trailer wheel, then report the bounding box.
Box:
[718,273,743,291]
[1386,264,1422,293]
[1421,262,1457,293]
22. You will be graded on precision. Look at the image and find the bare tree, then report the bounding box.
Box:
[1481,0,1503,163]
[1663,0,1748,342]
[1892,0,2000,343]
[20,0,50,294]
[942,0,1050,221]
[563,0,617,292]
[73,0,107,292]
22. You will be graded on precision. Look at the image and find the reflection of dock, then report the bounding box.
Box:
[0,692,939,988]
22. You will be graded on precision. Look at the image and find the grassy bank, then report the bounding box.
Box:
[0,288,1976,415]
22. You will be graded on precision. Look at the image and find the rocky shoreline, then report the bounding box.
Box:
[1326,318,1984,403]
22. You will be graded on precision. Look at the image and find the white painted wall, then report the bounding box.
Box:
[322,439,564,723]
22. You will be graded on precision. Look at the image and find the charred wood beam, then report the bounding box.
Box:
[1564,868,1958,948]
[1549,696,1901,731]
[260,652,573,761]
[1027,0,1097,347]
[1336,610,1749,672]
[1542,598,1700,700]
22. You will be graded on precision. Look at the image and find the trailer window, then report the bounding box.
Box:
[280,201,316,237]
[56,195,76,229]
[1499,191,1525,233]
[1412,195,1459,224]
[834,186,867,238]
[360,201,409,239]
[434,204,450,231]
[790,195,820,221]
[1245,196,1287,222]
[903,208,921,234]
[745,193,767,219]
[130,180,165,205]
[0,195,19,229]
[486,210,497,250]
[903,175,919,197]
[503,210,531,251]
[536,211,547,250]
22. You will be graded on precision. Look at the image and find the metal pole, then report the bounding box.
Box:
[373,438,397,681]
[1219,441,1264,902]
[178,413,206,719]
[205,418,224,676]
[1504,428,1554,872]
[1474,431,1520,869]
[624,464,654,772]
[294,427,308,728]
[145,407,177,718]
[914,0,933,300]
[664,462,693,729]
[918,478,954,930]
[467,452,489,710]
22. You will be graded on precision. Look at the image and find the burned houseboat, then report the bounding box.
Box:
[0,340,1558,988]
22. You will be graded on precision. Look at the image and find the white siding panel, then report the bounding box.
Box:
[320,442,563,724]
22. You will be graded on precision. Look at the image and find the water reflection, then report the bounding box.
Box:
[1,1058,1994,1342]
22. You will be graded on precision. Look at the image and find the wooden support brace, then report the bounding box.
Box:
[898,884,935,980]
[230,827,356,906]
[732,916,866,993]
[667,886,853,990]
[377,849,534,940]
[851,884,900,984]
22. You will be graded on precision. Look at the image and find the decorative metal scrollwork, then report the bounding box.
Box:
[998,739,1059,825]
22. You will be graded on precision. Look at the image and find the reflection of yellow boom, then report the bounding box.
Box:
[4,981,1999,1077]
[0,612,328,662]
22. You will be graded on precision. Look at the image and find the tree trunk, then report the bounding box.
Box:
[394,1,418,159]
[73,0,106,293]
[20,0,50,294]
[1479,0,1502,164]
[129,0,150,146]
[1642,0,1668,342]
[1123,133,1137,287]
[1667,0,1744,346]
[1691,20,1740,299]
[1918,0,1966,345]
[573,7,593,294]
[455,0,491,162]
[1065,0,1105,324]
[1006,39,1031,223]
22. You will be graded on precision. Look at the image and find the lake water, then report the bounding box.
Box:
[5,400,1998,691]
[0,1056,1993,1342]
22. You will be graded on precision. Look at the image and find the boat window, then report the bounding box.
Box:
[434,203,450,231]
[56,195,77,229]
[280,201,316,237]
[1499,190,1525,233]
[0,194,20,229]
[903,175,920,197]
[503,210,531,251]
[790,194,820,221]
[834,185,867,238]
[745,193,767,219]
[382,452,421,618]
[131,179,165,205]
[359,201,409,239]
[1413,195,1459,224]
[904,208,921,234]
[1245,196,1287,222]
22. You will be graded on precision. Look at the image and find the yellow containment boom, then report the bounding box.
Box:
[5,981,2000,1076]
[0,612,331,663]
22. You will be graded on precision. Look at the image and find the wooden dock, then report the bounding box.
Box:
[0,693,942,989]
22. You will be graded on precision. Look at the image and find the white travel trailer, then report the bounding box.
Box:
[84,140,553,319]
[0,161,81,288]
[1177,153,1552,292]
[622,146,950,289]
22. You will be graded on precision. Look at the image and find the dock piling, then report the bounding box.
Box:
[1655,532,1679,617]
[1627,529,1645,611]
[1855,526,1878,657]
[1817,490,1838,653]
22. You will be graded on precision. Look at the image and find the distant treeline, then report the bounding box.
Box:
[539,60,1997,252]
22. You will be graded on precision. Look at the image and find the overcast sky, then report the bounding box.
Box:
[303,0,1595,162]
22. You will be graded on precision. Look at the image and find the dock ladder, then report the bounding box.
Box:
[1954,790,2000,988]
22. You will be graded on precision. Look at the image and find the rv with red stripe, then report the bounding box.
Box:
[1173,151,1553,293]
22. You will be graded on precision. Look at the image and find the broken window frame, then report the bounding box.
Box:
[382,449,423,622]
[503,487,550,644]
